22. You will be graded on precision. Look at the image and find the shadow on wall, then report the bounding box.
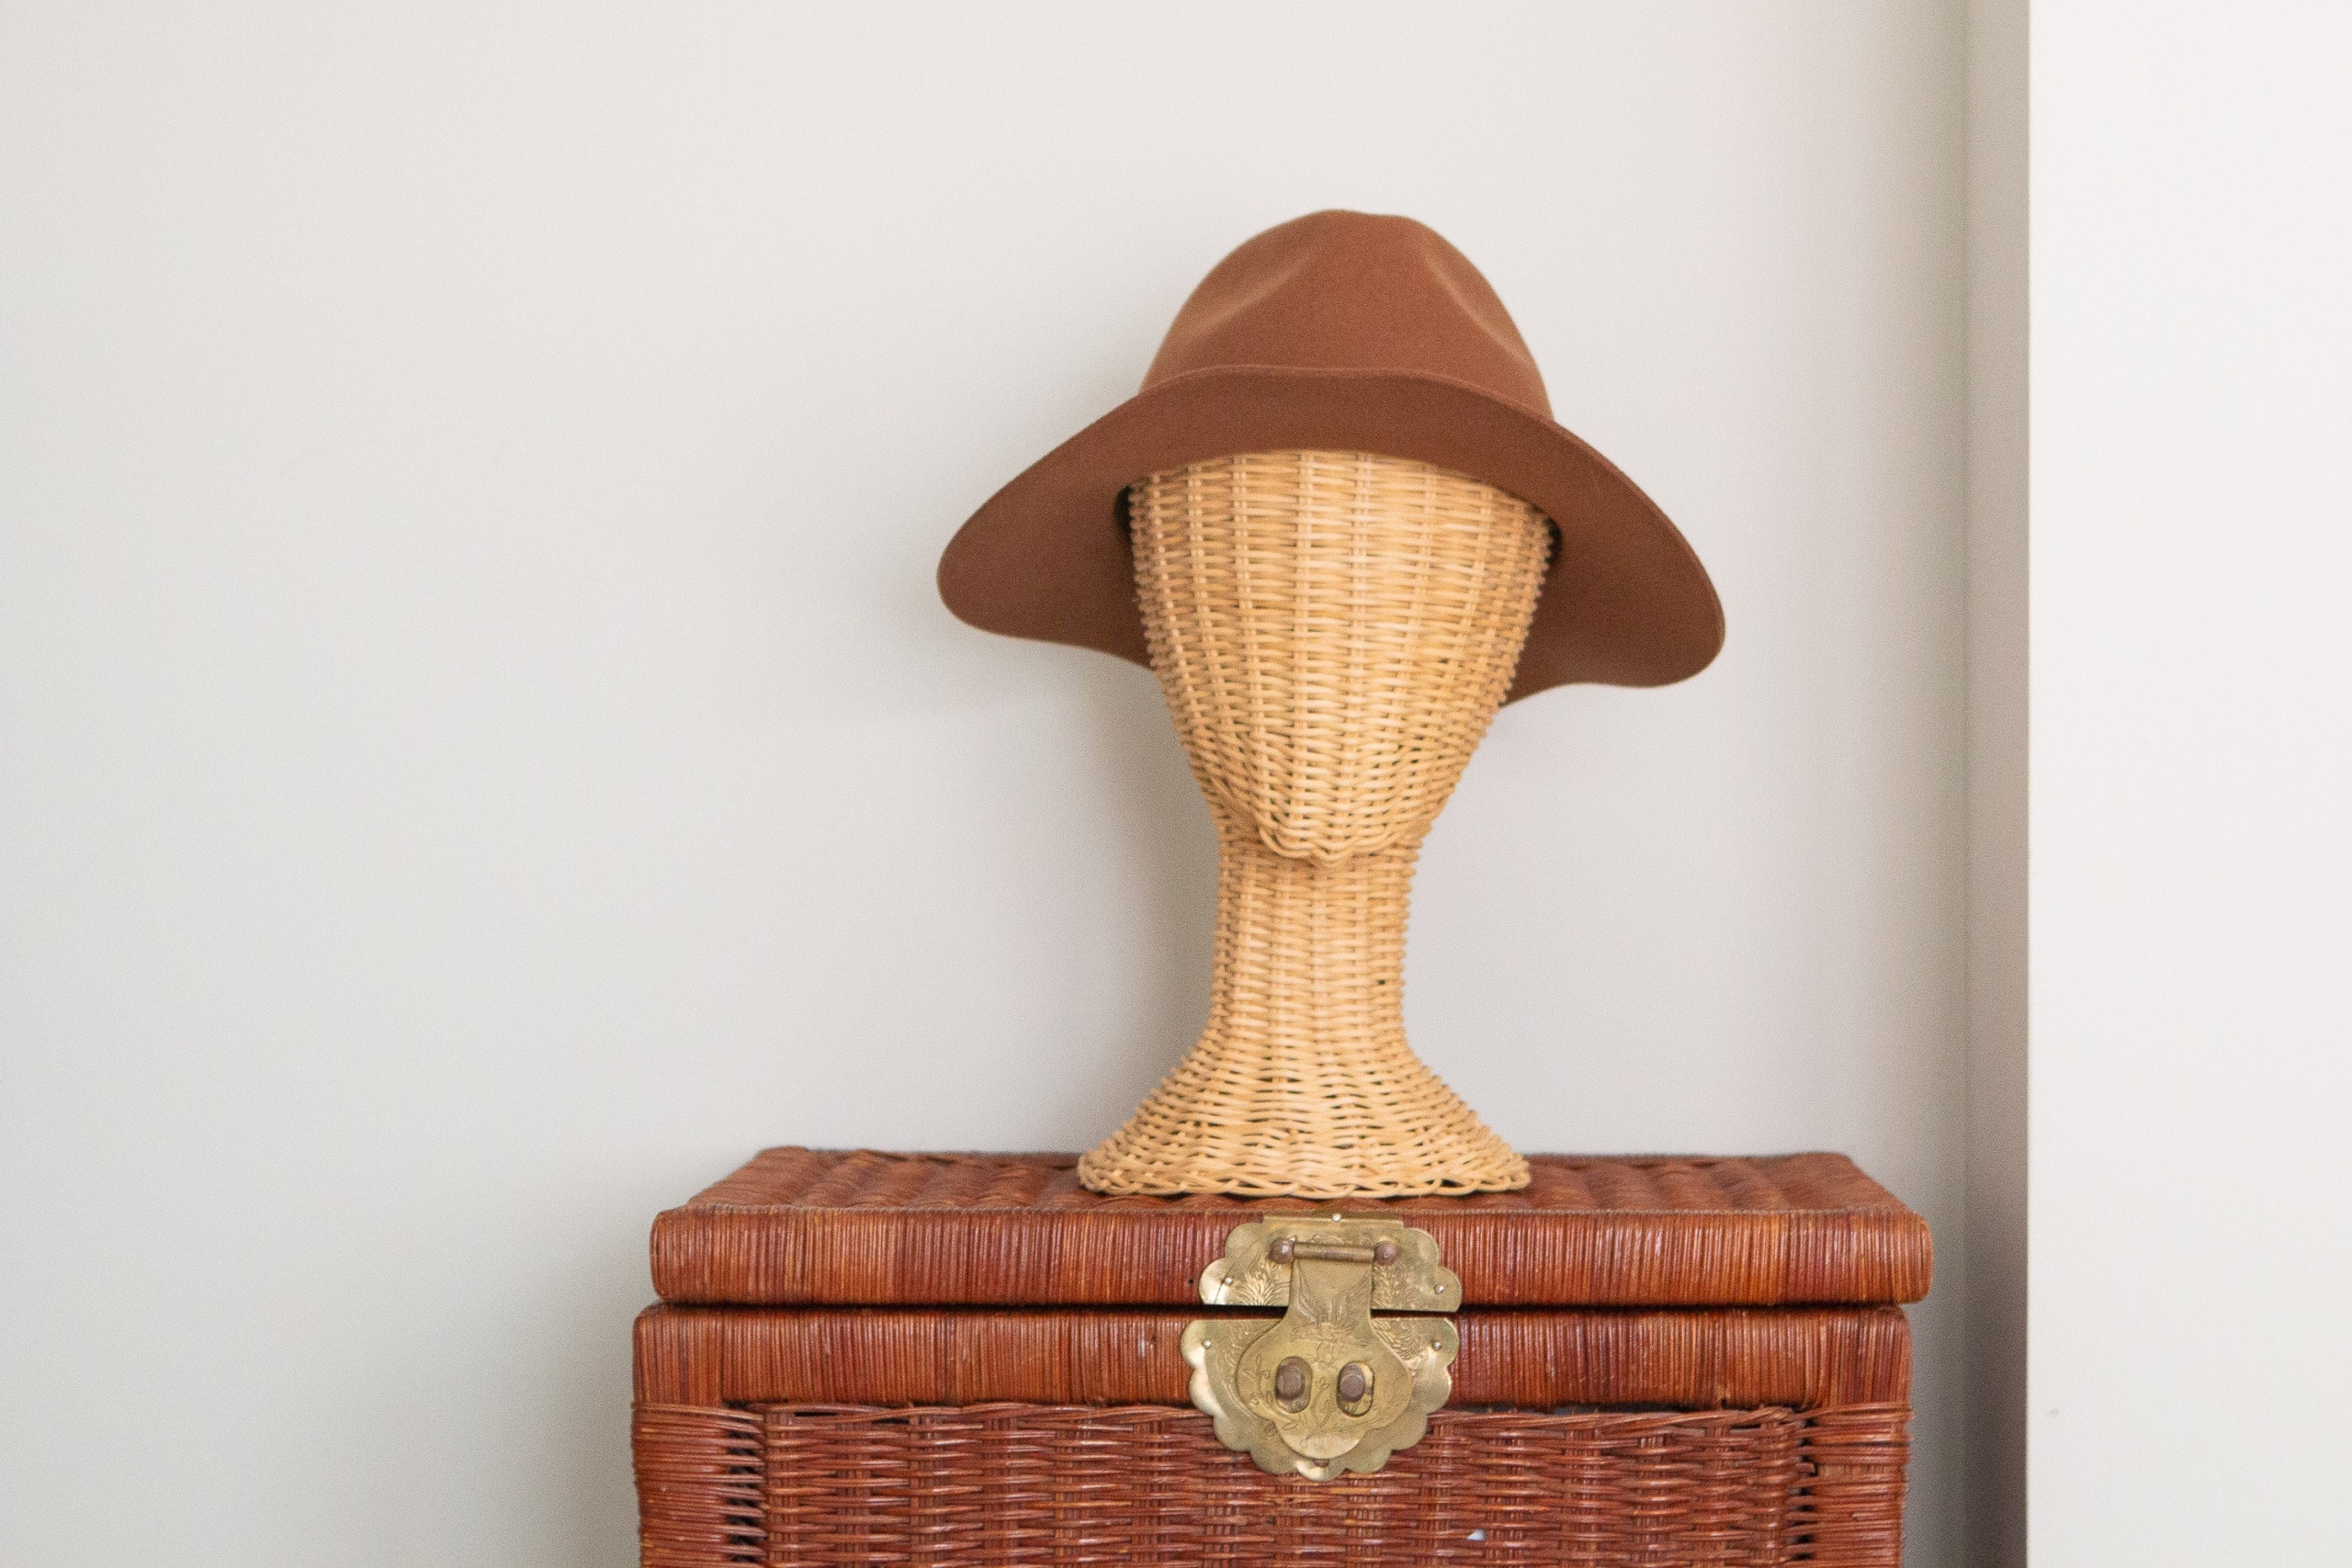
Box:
[545,1223,653,1568]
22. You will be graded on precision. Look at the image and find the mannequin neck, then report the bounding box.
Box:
[1199,796,1421,1055]
[1072,792,1524,1195]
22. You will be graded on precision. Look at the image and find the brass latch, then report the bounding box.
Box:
[1181,1213,1459,1480]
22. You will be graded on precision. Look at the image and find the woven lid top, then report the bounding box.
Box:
[650,1148,1929,1309]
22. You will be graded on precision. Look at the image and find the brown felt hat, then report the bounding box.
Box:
[937,210,1723,700]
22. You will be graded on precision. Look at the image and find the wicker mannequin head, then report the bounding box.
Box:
[1075,450,1547,1198]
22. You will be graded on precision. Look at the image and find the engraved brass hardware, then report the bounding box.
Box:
[1181,1213,1459,1481]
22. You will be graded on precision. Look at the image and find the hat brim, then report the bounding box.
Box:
[937,365,1724,701]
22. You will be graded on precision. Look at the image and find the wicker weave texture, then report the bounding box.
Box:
[633,1400,1909,1567]
[651,1149,1933,1307]
[633,1303,1914,1411]
[636,1404,764,1568]
[1079,452,1549,1199]
[1130,451,1547,864]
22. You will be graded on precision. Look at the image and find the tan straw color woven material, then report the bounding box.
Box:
[1077,451,1546,1197]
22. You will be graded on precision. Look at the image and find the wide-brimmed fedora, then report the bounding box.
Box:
[936,210,1723,700]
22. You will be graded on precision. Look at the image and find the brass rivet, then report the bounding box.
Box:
[1373,1241,1400,1265]
[1337,1361,1373,1413]
[1269,1236,1295,1263]
[1274,1357,1309,1411]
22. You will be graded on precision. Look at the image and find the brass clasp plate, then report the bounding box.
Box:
[1181,1213,1460,1481]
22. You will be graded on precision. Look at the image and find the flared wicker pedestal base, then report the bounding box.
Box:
[1077,818,1528,1198]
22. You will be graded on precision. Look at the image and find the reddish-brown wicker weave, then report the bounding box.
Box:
[634,1151,1921,1566]
[652,1148,1932,1308]
[634,1401,1909,1567]
[634,1303,1913,1410]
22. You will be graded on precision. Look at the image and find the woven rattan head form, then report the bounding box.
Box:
[1077,452,1546,1199]
[1129,452,1550,863]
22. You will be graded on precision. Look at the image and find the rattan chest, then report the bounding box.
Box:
[631,1147,1928,1567]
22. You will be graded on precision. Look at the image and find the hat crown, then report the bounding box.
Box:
[939,209,1722,699]
[1143,211,1555,419]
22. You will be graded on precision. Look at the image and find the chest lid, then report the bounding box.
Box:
[650,1148,1928,1308]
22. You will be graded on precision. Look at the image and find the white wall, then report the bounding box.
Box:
[0,6,1973,1562]
[2029,8,2352,1562]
